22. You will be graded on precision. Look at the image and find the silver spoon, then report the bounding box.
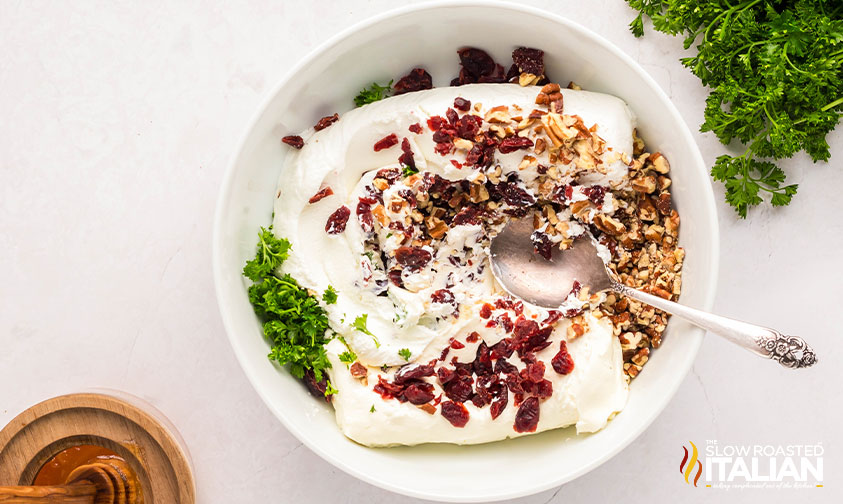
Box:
[489,217,817,369]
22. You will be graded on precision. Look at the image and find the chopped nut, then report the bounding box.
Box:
[649,152,670,174]
[534,137,547,155]
[519,72,540,86]
[419,403,437,415]
[644,224,665,241]
[631,175,657,194]
[453,138,474,151]
[350,362,367,379]
[593,214,626,236]
[485,106,511,123]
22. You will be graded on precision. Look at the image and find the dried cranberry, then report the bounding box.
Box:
[388,269,404,288]
[511,47,545,77]
[495,357,517,374]
[446,108,459,126]
[434,142,452,156]
[477,63,507,83]
[569,280,582,298]
[535,379,553,399]
[531,231,552,260]
[514,396,540,432]
[308,186,333,204]
[536,164,549,175]
[373,376,404,399]
[427,116,446,131]
[394,363,435,384]
[498,182,536,207]
[498,136,534,154]
[441,401,470,427]
[490,385,509,419]
[543,311,563,326]
[497,313,514,333]
[456,114,482,140]
[395,246,431,270]
[513,317,539,343]
[552,350,575,375]
[444,376,474,403]
[403,382,435,405]
[394,68,433,95]
[376,168,401,183]
[409,122,423,134]
[302,369,332,402]
[465,331,480,343]
[479,303,493,319]
[398,137,416,170]
[526,361,545,383]
[465,133,498,168]
[450,338,465,349]
[356,199,374,232]
[473,342,493,375]
[314,113,339,131]
[373,133,399,152]
[454,97,471,111]
[437,367,456,385]
[325,206,350,234]
[457,48,496,81]
[282,135,304,149]
[582,185,606,207]
[431,289,455,305]
[452,205,481,226]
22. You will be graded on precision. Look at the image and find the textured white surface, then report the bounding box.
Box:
[0,1,839,502]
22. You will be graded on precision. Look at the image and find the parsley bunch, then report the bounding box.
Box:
[243,227,336,394]
[628,0,843,217]
[354,80,393,107]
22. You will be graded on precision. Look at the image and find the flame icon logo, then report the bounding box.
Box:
[679,441,703,487]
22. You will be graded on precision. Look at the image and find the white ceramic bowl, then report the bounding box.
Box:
[213,2,719,501]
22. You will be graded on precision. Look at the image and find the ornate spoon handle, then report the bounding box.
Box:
[611,281,817,369]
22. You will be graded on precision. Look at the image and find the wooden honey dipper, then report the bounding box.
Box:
[0,455,141,503]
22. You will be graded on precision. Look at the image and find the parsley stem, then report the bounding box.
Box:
[820,97,843,112]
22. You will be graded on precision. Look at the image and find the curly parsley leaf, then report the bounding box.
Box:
[354,80,393,107]
[627,0,843,217]
[338,350,357,366]
[398,348,411,361]
[322,285,338,305]
[401,163,419,177]
[351,314,380,348]
[244,228,333,396]
[243,227,290,281]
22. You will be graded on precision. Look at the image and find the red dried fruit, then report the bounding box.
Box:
[465,331,480,343]
[454,97,471,111]
[395,246,431,270]
[495,357,517,374]
[282,135,304,149]
[356,198,375,232]
[314,113,339,131]
[535,379,553,399]
[308,186,334,204]
[349,362,367,379]
[427,116,446,131]
[582,185,607,207]
[543,310,563,326]
[551,350,575,375]
[457,48,497,82]
[479,303,493,319]
[526,361,545,383]
[490,385,509,419]
[511,47,545,77]
[498,136,534,154]
[473,342,493,375]
[446,108,459,126]
[498,182,536,207]
[531,231,552,260]
[465,133,499,168]
[373,376,404,400]
[393,68,433,95]
[373,133,399,152]
[444,376,473,403]
[409,122,423,134]
[569,280,582,298]
[388,269,405,288]
[455,114,481,139]
[325,206,350,234]
[450,338,465,349]
[303,369,332,402]
[452,205,482,226]
[431,289,455,305]
[434,141,452,156]
[376,168,401,184]
[398,137,416,170]
[497,313,514,333]
[394,363,435,384]
[514,396,540,432]
[403,382,436,405]
[437,367,456,384]
[441,400,470,427]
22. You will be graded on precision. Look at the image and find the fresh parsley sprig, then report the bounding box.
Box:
[354,80,393,107]
[243,228,336,395]
[627,0,843,217]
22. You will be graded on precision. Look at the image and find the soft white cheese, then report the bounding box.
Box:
[272,84,633,446]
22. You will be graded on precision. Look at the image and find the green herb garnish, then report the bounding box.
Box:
[244,228,335,396]
[322,285,338,305]
[354,80,393,107]
[402,164,419,177]
[351,314,380,348]
[627,0,843,217]
[339,350,357,366]
[370,405,376,413]
[398,348,412,361]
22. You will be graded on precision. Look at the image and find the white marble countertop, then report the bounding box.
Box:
[1,1,839,502]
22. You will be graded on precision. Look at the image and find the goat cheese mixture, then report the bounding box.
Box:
[272,83,637,446]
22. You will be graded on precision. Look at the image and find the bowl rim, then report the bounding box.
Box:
[212,1,720,500]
